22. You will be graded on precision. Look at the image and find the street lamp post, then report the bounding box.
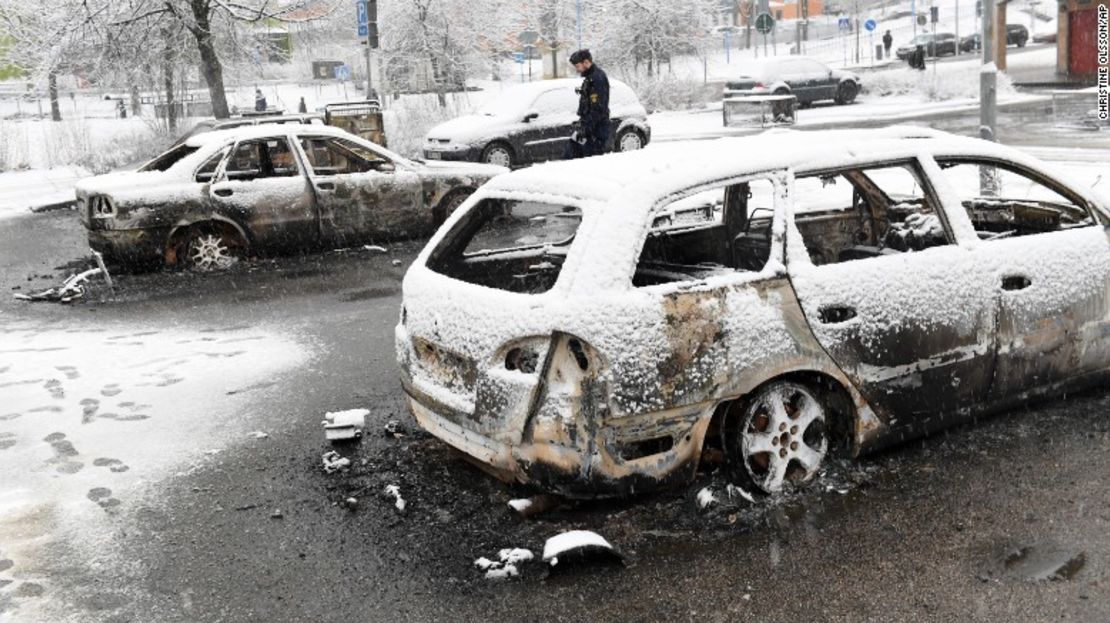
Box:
[576,0,583,49]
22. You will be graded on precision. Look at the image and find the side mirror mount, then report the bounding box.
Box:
[373,160,396,173]
[523,111,539,123]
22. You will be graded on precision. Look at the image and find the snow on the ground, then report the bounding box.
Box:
[0,317,311,616]
[0,167,89,221]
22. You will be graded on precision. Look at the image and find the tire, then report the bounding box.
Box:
[835,81,859,105]
[1016,37,1027,48]
[724,381,829,493]
[481,142,514,169]
[182,226,244,271]
[434,188,473,225]
[615,127,645,152]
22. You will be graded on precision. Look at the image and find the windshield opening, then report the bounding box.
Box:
[139,144,200,172]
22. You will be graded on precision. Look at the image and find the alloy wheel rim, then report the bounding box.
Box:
[741,385,827,493]
[620,133,643,151]
[187,234,236,271]
[486,148,511,168]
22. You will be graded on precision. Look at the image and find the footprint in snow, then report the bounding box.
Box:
[43,432,83,474]
[80,398,100,424]
[55,366,79,380]
[0,433,16,451]
[100,384,122,397]
[93,458,130,473]
[87,487,122,512]
[44,379,64,400]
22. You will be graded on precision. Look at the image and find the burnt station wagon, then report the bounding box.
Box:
[396,127,1110,497]
[77,125,505,269]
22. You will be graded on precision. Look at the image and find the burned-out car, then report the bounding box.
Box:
[396,127,1110,497]
[77,125,505,269]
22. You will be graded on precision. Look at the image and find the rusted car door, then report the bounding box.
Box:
[297,135,425,246]
[932,157,1110,401]
[785,161,999,425]
[207,135,318,250]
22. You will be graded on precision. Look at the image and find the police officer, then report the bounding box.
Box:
[564,49,610,160]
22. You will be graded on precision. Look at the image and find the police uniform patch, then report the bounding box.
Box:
[590,93,598,103]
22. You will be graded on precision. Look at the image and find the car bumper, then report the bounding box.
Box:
[87,227,168,264]
[423,147,478,162]
[401,374,710,498]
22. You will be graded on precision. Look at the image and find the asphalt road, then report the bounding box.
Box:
[1,147,1109,622]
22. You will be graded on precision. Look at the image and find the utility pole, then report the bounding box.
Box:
[980,0,998,194]
[576,0,583,49]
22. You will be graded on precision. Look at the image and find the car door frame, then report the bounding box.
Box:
[519,87,579,163]
[926,153,1110,405]
[206,131,320,251]
[783,156,1001,434]
[294,132,427,246]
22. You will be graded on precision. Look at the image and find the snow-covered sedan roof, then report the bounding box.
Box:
[184,123,378,149]
[479,126,1043,208]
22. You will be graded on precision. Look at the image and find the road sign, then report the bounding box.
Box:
[513,52,525,64]
[837,16,851,31]
[755,12,775,35]
[336,64,351,80]
[519,30,540,46]
[864,18,877,31]
[357,0,368,37]
[916,13,927,25]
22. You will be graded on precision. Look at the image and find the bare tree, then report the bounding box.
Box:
[110,0,339,119]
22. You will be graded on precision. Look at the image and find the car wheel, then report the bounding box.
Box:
[726,381,829,493]
[1016,38,1027,48]
[183,228,243,271]
[835,81,859,105]
[433,188,473,225]
[481,142,514,169]
[615,128,644,152]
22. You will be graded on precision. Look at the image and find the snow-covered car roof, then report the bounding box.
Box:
[476,78,642,117]
[183,123,412,164]
[480,126,1028,208]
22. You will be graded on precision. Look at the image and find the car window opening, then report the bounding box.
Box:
[936,158,1098,240]
[427,199,583,294]
[634,179,776,287]
[794,162,951,266]
[224,138,300,181]
[139,144,199,172]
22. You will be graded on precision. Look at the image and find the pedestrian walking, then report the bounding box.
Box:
[563,49,610,160]
[298,96,307,113]
[254,88,267,112]
[882,30,893,58]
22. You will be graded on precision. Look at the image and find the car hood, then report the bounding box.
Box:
[417,159,508,178]
[425,114,518,145]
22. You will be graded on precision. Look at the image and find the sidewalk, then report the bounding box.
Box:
[0,166,88,221]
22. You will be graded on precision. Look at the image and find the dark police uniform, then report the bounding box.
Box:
[564,62,611,159]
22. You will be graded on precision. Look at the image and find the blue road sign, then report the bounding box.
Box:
[838,16,851,31]
[336,64,351,80]
[513,52,525,64]
[864,18,877,31]
[357,0,369,37]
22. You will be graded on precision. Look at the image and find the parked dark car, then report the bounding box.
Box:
[77,125,506,270]
[422,79,651,169]
[896,32,958,59]
[724,57,861,106]
[960,24,1029,52]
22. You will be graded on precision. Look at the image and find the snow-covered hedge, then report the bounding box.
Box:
[0,117,173,173]
[862,65,1016,101]
[620,74,716,113]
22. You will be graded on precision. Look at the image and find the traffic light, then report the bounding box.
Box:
[367,22,379,49]
[975,0,982,16]
[929,6,938,22]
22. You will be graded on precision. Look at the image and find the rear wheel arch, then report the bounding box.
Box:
[705,370,857,490]
[433,187,476,226]
[164,218,250,267]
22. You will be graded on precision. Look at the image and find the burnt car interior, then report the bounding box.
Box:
[935,158,1099,239]
[793,162,951,265]
[224,139,299,181]
[300,137,392,176]
[428,199,582,294]
[140,144,199,172]
[633,179,777,287]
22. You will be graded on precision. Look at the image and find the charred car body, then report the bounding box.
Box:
[396,127,1110,497]
[422,79,652,169]
[77,125,506,269]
